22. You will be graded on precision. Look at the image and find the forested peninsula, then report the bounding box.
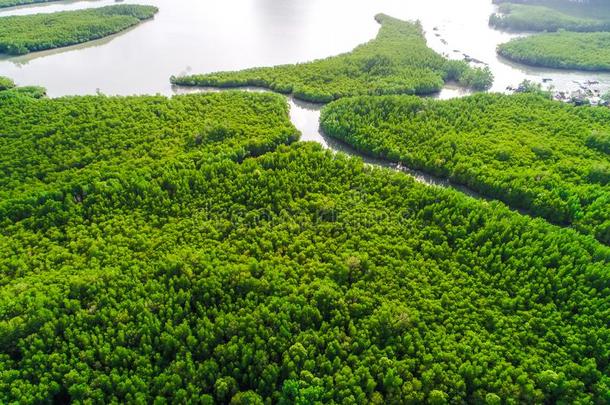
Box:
[0,89,608,404]
[171,14,493,103]
[0,4,158,56]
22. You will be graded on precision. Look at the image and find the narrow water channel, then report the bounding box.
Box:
[173,84,483,198]
[286,95,483,198]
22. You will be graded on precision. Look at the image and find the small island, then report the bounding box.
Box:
[0,4,158,56]
[498,31,610,71]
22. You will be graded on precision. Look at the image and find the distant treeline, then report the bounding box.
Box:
[0,0,61,8]
[494,0,608,4]
[490,3,610,32]
[0,4,158,56]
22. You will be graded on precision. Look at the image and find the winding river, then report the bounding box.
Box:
[1,0,608,199]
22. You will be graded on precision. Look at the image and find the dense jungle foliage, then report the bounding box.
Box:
[171,14,493,103]
[0,92,609,404]
[320,93,610,244]
[489,3,610,32]
[497,31,610,71]
[0,0,60,8]
[0,4,158,56]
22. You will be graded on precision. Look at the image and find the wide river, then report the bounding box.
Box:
[1,0,608,190]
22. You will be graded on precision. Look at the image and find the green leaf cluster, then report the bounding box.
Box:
[0,76,46,98]
[321,93,610,243]
[172,14,493,103]
[0,75,15,91]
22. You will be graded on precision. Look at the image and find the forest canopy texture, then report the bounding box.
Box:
[320,93,610,244]
[171,14,493,103]
[0,91,608,403]
[0,4,158,56]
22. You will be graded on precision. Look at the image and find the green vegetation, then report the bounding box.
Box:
[0,76,46,98]
[0,4,158,56]
[0,91,608,403]
[587,130,610,154]
[0,91,297,202]
[171,14,493,103]
[498,31,610,71]
[321,93,610,244]
[0,75,14,91]
[0,85,46,98]
[0,0,60,8]
[490,3,610,32]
